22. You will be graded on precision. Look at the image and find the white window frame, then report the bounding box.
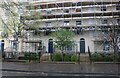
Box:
[64,21,69,26]
[76,21,81,26]
[46,22,52,27]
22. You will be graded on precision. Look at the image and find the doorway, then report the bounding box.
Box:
[80,38,85,53]
[48,39,53,53]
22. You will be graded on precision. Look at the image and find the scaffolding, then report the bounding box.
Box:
[21,0,120,53]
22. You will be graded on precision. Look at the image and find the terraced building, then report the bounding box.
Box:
[1,0,120,55]
[20,0,120,53]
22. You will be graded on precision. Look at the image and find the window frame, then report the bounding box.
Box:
[101,19,108,24]
[116,4,120,10]
[46,9,52,14]
[64,9,69,13]
[64,21,69,26]
[76,21,81,26]
[76,8,81,12]
[46,22,52,27]
[117,19,120,25]
[101,5,107,11]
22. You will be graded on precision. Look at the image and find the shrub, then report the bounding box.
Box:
[64,54,71,61]
[91,52,104,61]
[104,54,114,62]
[117,53,120,62]
[24,52,38,60]
[71,54,79,62]
[30,53,38,60]
[24,52,30,60]
[52,52,62,61]
[91,52,115,62]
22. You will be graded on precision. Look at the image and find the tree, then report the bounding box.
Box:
[52,28,75,61]
[0,1,25,58]
[109,19,120,62]
[102,14,120,62]
[0,1,42,59]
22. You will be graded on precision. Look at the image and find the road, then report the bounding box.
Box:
[1,62,120,78]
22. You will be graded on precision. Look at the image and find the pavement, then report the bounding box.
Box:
[1,62,120,77]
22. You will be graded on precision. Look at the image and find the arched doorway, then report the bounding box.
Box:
[48,39,53,53]
[80,38,85,53]
[1,40,4,53]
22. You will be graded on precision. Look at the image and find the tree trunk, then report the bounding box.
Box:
[113,37,118,63]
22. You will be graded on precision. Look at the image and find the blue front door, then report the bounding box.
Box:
[1,40,4,53]
[80,38,85,53]
[48,39,53,53]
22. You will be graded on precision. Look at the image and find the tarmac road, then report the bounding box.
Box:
[1,62,120,77]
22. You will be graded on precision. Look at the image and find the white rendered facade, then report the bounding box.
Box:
[0,0,23,53]
[20,0,120,53]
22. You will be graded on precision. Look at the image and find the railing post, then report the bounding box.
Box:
[88,46,92,64]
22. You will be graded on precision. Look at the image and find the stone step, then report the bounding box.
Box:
[40,53,52,61]
[80,53,89,56]
[80,53,90,62]
[80,57,90,62]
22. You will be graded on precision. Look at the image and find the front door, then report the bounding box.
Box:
[80,38,85,53]
[1,40,4,53]
[48,39,53,53]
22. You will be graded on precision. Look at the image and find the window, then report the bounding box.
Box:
[41,5,46,9]
[64,21,69,26]
[46,22,51,27]
[57,3,63,7]
[76,8,81,12]
[46,9,51,14]
[72,2,76,6]
[77,2,81,6]
[61,44,75,52]
[101,5,107,11]
[66,45,74,51]
[64,2,71,7]
[37,40,42,50]
[76,21,81,26]
[103,41,110,52]
[116,4,120,10]
[11,40,17,51]
[64,9,69,13]
[101,19,108,24]
[48,4,55,8]
[117,19,120,25]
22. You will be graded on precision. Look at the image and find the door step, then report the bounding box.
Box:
[40,53,52,61]
[80,53,90,62]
